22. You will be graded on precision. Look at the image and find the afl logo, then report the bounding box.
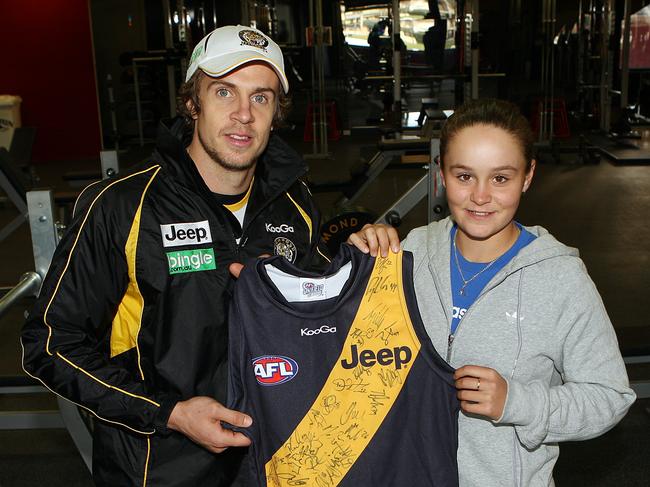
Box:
[238,30,269,51]
[253,355,298,386]
[274,237,297,263]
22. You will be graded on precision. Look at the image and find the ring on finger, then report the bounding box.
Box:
[476,378,480,391]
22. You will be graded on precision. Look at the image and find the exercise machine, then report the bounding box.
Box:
[0,189,93,472]
[376,137,448,226]
[318,134,449,254]
[0,161,120,472]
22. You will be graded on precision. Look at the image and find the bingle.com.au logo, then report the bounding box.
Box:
[167,248,216,275]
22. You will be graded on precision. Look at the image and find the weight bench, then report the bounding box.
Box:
[334,136,436,208]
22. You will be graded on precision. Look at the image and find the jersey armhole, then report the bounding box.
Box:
[399,251,456,387]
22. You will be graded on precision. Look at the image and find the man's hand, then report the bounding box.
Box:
[454,365,508,421]
[167,396,252,454]
[347,224,400,257]
[229,254,271,279]
[229,262,245,278]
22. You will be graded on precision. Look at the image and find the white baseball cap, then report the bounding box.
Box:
[185,25,289,93]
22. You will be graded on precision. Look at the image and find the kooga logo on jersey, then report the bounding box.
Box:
[301,325,336,336]
[253,355,299,386]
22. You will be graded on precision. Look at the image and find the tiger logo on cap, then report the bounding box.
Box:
[239,29,269,52]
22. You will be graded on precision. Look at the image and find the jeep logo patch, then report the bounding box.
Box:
[160,221,212,247]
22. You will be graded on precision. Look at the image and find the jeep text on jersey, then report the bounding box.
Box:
[340,344,413,370]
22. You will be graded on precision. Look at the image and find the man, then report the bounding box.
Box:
[21,25,329,486]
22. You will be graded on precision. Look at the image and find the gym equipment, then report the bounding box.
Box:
[129,51,182,147]
[537,135,601,165]
[320,208,377,256]
[376,137,448,226]
[304,101,341,142]
[354,0,506,135]
[423,15,447,73]
[63,150,121,188]
[0,156,121,470]
[0,148,80,243]
[320,106,442,199]
[315,107,451,250]
[0,127,37,241]
[305,0,331,158]
[8,126,36,175]
[1,129,119,240]
[312,135,431,241]
[575,0,616,133]
[315,136,432,253]
[0,190,92,472]
[0,148,29,243]
[0,191,58,317]
[537,0,559,143]
[392,0,402,121]
[336,137,434,208]
[318,136,448,254]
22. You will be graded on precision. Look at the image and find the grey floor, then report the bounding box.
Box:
[1,86,650,485]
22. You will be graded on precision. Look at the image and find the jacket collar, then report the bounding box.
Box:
[153,118,308,201]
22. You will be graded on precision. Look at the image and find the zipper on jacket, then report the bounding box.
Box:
[445,292,484,362]
[446,333,455,362]
[445,267,518,362]
[235,236,249,261]
[426,261,453,361]
[447,306,472,363]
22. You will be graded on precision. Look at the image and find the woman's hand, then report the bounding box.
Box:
[347,224,401,257]
[454,365,508,421]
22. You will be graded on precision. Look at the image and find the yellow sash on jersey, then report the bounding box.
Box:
[266,250,422,486]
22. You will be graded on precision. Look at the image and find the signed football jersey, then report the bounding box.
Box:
[228,245,459,486]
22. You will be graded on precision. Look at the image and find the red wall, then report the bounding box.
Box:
[0,0,101,162]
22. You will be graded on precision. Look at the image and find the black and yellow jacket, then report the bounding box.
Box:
[21,118,330,486]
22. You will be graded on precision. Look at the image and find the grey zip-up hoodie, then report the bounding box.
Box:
[403,218,635,487]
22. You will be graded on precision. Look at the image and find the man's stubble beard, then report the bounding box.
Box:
[198,130,258,172]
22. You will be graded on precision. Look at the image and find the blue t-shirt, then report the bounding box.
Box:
[450,223,536,335]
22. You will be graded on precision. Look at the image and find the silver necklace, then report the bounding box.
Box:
[452,236,497,296]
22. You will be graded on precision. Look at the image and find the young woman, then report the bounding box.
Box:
[349,99,635,486]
